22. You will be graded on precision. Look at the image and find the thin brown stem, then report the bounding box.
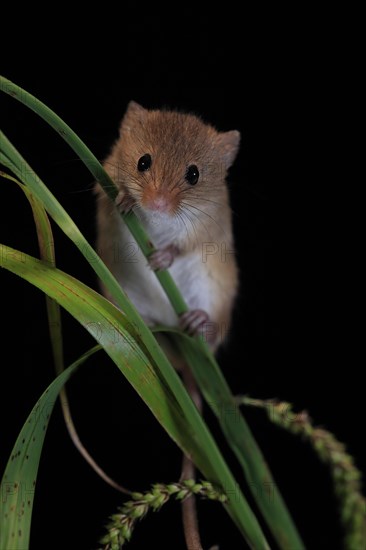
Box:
[59,388,131,495]
[180,364,204,550]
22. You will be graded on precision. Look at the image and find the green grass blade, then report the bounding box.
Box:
[0,243,270,549]
[0,170,63,373]
[155,327,306,550]
[0,345,101,550]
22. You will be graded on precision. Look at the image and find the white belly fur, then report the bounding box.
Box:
[110,222,213,327]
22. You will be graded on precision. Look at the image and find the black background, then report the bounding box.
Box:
[0,18,362,550]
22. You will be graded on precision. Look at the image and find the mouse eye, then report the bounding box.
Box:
[137,154,152,172]
[185,164,199,185]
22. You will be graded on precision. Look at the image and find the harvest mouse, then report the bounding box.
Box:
[95,101,240,351]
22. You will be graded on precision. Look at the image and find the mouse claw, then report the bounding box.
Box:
[148,245,178,271]
[180,309,217,344]
[115,191,135,213]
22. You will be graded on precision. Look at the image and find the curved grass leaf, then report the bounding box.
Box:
[0,243,270,549]
[154,327,306,550]
[0,345,101,550]
[0,170,63,372]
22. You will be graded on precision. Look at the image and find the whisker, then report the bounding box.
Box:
[193,195,236,217]
[188,196,223,208]
[178,207,200,247]
[176,207,193,242]
[183,205,213,239]
[182,201,229,239]
[175,187,233,212]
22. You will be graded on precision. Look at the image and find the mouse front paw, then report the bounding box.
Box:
[115,190,136,213]
[148,245,179,271]
[179,309,217,345]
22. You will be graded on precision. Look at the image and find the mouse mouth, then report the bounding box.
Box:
[141,187,177,215]
[144,195,170,213]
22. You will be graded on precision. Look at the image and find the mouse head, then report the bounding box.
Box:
[112,101,240,217]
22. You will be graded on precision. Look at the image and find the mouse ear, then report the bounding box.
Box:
[216,130,241,168]
[120,101,147,133]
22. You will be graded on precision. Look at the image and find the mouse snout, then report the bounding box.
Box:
[142,187,172,213]
[150,196,169,212]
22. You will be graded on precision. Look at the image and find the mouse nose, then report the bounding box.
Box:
[148,195,169,212]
